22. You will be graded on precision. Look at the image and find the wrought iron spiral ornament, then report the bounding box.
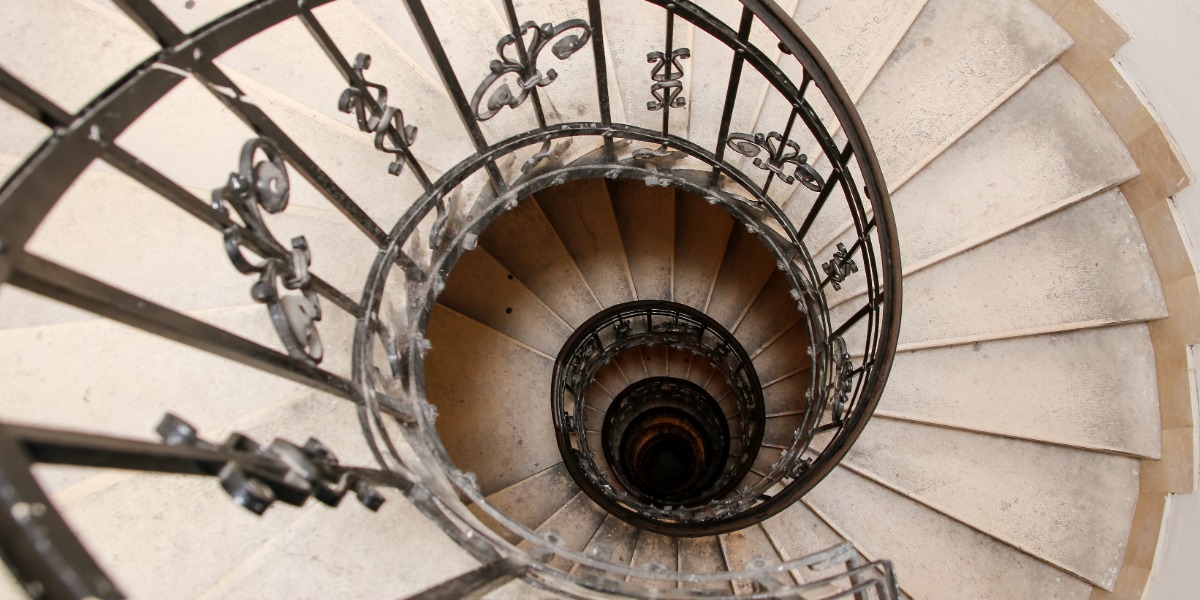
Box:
[338,53,418,176]
[647,48,690,110]
[726,131,825,191]
[821,242,860,291]
[826,336,854,422]
[470,19,592,121]
[212,137,324,365]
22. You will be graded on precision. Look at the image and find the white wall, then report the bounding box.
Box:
[1102,0,1200,259]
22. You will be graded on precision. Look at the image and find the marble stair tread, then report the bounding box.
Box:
[610,180,675,302]
[851,0,1072,186]
[536,179,637,309]
[812,64,1138,289]
[833,188,1166,352]
[673,192,735,313]
[877,323,1161,457]
[438,247,573,358]
[806,467,1092,600]
[721,524,792,595]
[479,197,602,328]
[844,418,1138,588]
[424,305,560,494]
[471,462,579,550]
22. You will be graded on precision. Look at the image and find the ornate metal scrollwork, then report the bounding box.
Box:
[470,20,592,121]
[826,336,854,421]
[646,48,690,110]
[213,137,324,365]
[821,242,859,291]
[338,53,418,176]
[726,131,825,191]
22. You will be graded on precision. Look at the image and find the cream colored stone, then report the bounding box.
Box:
[1056,0,1130,82]
[807,467,1093,599]
[854,0,1072,185]
[425,305,560,494]
[611,180,674,302]
[673,192,734,312]
[537,179,637,308]
[878,324,1161,457]
[439,247,573,357]
[846,418,1139,588]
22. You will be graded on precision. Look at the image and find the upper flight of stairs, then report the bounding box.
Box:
[0,0,1189,598]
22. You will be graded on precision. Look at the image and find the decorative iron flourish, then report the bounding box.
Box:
[821,242,859,291]
[826,336,854,421]
[338,53,418,176]
[726,132,825,191]
[646,48,690,110]
[470,19,592,121]
[212,137,324,365]
[156,413,384,515]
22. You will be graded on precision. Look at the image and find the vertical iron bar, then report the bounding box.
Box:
[661,8,676,137]
[500,0,550,131]
[586,0,615,162]
[401,0,508,194]
[796,168,843,240]
[297,10,433,190]
[711,8,755,184]
[761,106,799,196]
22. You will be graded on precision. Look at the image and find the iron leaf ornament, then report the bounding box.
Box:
[726,131,825,191]
[212,137,324,365]
[471,19,592,121]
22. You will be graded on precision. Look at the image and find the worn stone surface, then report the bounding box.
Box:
[425,305,560,494]
[879,324,1161,457]
[439,247,573,357]
[846,418,1139,588]
[807,468,1093,600]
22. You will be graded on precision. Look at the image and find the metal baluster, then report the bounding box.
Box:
[401,0,509,194]
[712,7,755,184]
[101,145,360,315]
[587,0,616,162]
[298,11,433,190]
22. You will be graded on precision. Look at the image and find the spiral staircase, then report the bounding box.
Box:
[0,0,1190,598]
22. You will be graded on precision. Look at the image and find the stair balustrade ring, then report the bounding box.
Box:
[552,301,764,525]
[0,0,900,596]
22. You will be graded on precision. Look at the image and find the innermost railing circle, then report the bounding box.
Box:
[551,300,765,534]
[603,377,730,505]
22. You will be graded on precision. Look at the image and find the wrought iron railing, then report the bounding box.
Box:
[0,0,901,597]
[553,301,766,531]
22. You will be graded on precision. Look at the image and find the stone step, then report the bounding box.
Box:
[479,197,602,328]
[734,270,806,356]
[424,305,560,494]
[677,535,731,594]
[814,64,1138,295]
[721,524,792,595]
[844,418,1138,588]
[610,180,675,302]
[576,513,640,574]
[673,191,735,313]
[877,323,1160,458]
[761,501,850,589]
[474,462,579,545]
[531,491,608,573]
[628,530,677,590]
[536,179,637,309]
[438,247,574,358]
[852,0,1071,187]
[807,467,1092,599]
[832,188,1165,352]
[705,226,778,331]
